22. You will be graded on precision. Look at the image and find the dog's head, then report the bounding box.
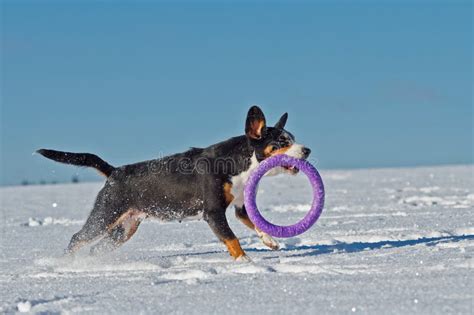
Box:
[245,105,311,174]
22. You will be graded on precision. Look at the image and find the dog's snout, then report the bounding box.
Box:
[302,147,311,158]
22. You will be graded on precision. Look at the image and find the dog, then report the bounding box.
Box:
[37,106,311,260]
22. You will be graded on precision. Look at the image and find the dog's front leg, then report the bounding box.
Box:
[235,206,280,250]
[205,211,250,261]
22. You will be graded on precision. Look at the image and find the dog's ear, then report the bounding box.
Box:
[245,106,267,140]
[274,113,288,129]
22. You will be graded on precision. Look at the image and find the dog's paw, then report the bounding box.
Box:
[256,229,280,250]
[235,254,252,263]
[261,235,280,250]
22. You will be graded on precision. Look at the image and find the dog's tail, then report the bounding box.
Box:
[36,149,116,177]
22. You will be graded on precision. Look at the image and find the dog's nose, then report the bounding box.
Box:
[302,147,311,158]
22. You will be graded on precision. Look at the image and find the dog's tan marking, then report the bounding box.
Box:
[264,145,291,158]
[107,209,146,232]
[264,145,275,157]
[223,182,234,205]
[96,170,109,177]
[223,238,245,259]
[123,215,143,241]
[272,146,291,157]
[263,144,274,157]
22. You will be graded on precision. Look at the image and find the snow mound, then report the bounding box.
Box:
[23,216,83,227]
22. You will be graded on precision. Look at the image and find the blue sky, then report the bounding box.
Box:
[1,1,472,186]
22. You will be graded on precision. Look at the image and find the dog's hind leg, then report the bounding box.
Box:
[235,206,280,250]
[89,210,145,256]
[65,184,129,255]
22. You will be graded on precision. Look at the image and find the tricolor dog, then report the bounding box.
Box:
[37,106,311,260]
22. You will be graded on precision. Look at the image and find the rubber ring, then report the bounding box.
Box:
[244,155,325,238]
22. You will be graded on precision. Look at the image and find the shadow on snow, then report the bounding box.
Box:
[250,234,474,258]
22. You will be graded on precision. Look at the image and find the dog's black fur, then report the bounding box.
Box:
[37,106,311,260]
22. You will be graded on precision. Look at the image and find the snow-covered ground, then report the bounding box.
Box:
[0,165,473,314]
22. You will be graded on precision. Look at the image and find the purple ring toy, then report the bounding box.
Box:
[244,155,325,238]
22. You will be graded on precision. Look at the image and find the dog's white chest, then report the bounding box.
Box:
[230,153,259,208]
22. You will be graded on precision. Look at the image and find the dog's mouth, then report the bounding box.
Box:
[283,165,299,174]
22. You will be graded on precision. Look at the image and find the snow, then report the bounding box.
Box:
[0,165,473,314]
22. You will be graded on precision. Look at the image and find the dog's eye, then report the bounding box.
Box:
[269,145,278,152]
